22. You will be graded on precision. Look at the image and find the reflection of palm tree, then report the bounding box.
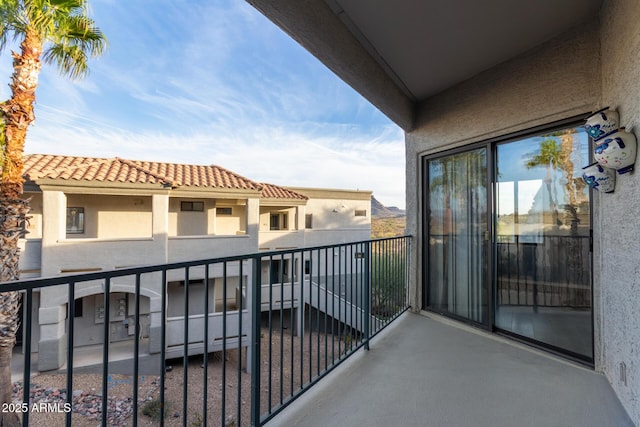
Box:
[524,132,586,234]
[558,130,586,235]
[525,138,562,226]
[525,131,587,307]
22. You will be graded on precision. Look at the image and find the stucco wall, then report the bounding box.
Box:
[215,203,247,235]
[299,191,371,247]
[66,194,153,239]
[23,192,43,238]
[304,197,370,230]
[597,0,640,421]
[168,197,212,236]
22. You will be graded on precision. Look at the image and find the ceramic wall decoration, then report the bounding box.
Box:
[582,162,616,192]
[593,129,637,174]
[585,108,620,141]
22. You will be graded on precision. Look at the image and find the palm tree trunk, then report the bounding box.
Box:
[0,30,41,427]
[0,198,29,427]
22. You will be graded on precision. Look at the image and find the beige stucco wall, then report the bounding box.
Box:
[19,192,43,276]
[39,191,166,276]
[168,197,212,236]
[596,0,640,420]
[65,194,152,239]
[215,202,247,235]
[303,197,371,246]
[289,188,372,246]
[24,192,43,238]
[258,192,371,249]
[168,198,248,236]
[168,197,259,262]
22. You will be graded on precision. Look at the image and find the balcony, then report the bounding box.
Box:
[3,236,632,426]
[258,229,304,250]
[268,312,633,427]
[168,234,255,263]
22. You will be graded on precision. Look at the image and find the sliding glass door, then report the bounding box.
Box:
[425,148,489,325]
[495,127,592,360]
[424,123,593,361]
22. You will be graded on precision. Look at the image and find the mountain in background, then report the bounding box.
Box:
[371,195,405,218]
[371,196,406,238]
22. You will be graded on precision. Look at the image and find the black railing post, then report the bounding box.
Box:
[101,278,111,427]
[182,267,190,424]
[65,284,75,427]
[133,274,141,427]
[408,236,412,309]
[250,255,262,426]
[160,270,167,427]
[22,289,33,427]
[203,263,210,427]
[221,263,227,427]
[364,241,371,351]
[238,260,245,426]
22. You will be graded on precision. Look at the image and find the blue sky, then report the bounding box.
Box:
[0,0,405,208]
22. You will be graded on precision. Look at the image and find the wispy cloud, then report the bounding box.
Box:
[3,0,407,208]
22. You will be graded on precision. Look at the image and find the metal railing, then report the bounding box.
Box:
[496,235,591,308]
[3,236,410,426]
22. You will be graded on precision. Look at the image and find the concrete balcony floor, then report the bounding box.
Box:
[269,312,633,427]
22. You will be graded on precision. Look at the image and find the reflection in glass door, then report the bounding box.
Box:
[425,148,488,325]
[495,126,592,360]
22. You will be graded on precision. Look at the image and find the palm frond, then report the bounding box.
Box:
[42,42,88,78]
[0,0,20,50]
[1,0,107,79]
[53,14,106,57]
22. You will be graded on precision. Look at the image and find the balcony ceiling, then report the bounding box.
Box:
[248,0,603,129]
[325,0,603,101]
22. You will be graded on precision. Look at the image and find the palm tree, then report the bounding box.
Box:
[525,137,562,226]
[525,132,587,233]
[0,1,106,423]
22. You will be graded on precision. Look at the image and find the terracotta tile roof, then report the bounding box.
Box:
[23,154,262,191]
[260,183,308,200]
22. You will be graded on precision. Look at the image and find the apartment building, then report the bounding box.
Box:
[17,154,371,370]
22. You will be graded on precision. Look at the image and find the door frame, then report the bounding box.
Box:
[421,141,494,330]
[420,114,594,363]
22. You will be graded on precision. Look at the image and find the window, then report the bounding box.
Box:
[73,298,83,318]
[179,279,205,286]
[355,209,367,217]
[269,259,289,283]
[181,201,204,211]
[217,207,232,215]
[305,214,313,229]
[304,260,311,275]
[270,214,279,230]
[66,207,85,234]
[270,213,288,230]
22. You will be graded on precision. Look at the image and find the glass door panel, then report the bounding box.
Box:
[495,127,592,359]
[426,148,488,325]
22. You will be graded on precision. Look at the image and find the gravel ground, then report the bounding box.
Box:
[12,316,353,426]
